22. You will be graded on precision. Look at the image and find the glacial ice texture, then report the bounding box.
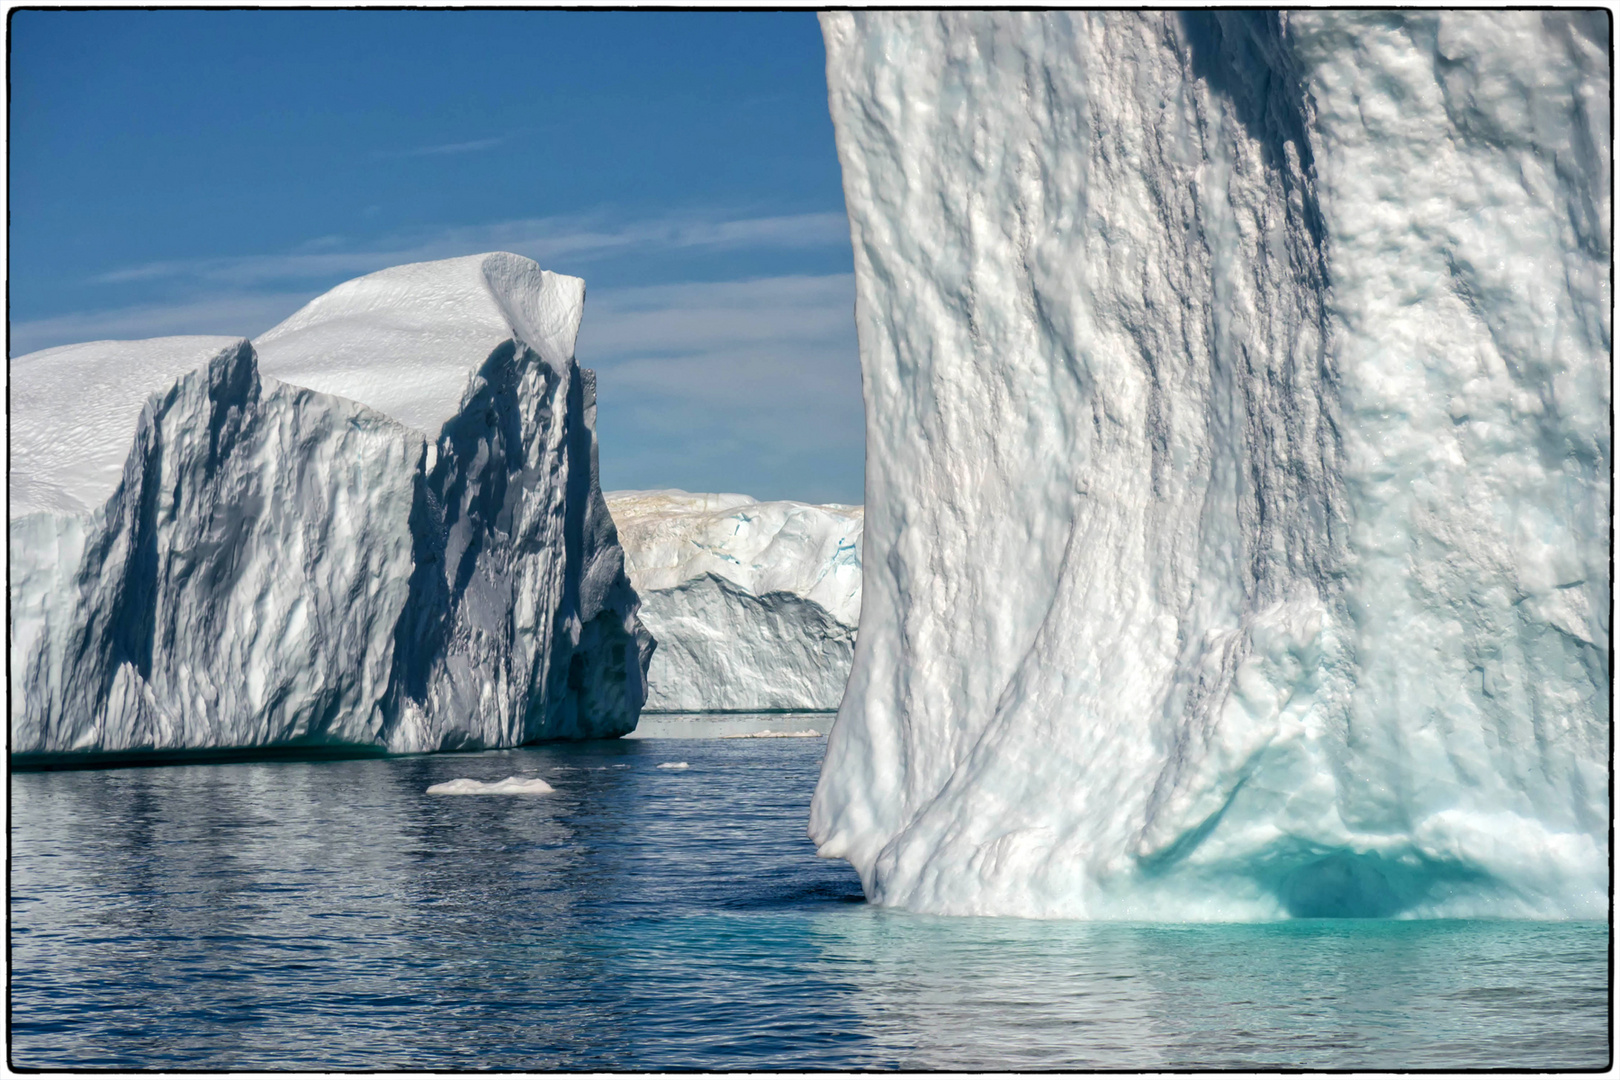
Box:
[11,253,652,759]
[10,336,245,518]
[605,490,862,711]
[812,11,1610,919]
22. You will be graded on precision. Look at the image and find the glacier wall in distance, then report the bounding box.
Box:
[11,253,652,760]
[811,11,1609,919]
[605,490,862,712]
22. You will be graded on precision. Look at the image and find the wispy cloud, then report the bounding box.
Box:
[9,291,323,357]
[11,271,866,503]
[13,213,864,502]
[578,273,864,501]
[388,136,505,158]
[89,210,850,290]
[582,275,855,368]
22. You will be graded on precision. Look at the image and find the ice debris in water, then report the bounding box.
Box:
[426,776,555,795]
[719,729,824,739]
[605,490,861,711]
[657,762,691,770]
[10,253,654,760]
[812,10,1610,920]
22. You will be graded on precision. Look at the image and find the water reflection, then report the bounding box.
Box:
[803,911,1611,1070]
[804,910,1179,1069]
[11,735,873,1069]
[11,735,1610,1070]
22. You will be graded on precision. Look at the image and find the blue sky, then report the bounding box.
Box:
[9,10,863,504]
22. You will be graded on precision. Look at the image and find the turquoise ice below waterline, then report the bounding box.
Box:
[9,716,1609,1070]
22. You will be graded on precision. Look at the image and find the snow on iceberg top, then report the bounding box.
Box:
[9,335,248,519]
[254,252,585,435]
[604,489,863,625]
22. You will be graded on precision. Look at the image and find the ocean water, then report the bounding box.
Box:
[10,713,1610,1071]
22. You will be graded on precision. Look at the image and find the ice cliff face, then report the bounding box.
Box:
[812,11,1609,919]
[11,253,652,759]
[604,490,861,711]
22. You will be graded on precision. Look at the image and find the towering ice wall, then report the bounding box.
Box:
[812,12,1610,919]
[605,490,862,711]
[11,253,652,760]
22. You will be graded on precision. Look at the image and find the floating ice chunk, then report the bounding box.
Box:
[718,729,823,739]
[657,762,691,770]
[426,776,555,795]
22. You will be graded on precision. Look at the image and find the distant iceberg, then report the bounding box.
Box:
[812,11,1609,920]
[605,490,862,712]
[11,253,653,761]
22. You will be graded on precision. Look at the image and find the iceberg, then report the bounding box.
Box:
[605,489,862,711]
[812,11,1609,919]
[11,252,653,761]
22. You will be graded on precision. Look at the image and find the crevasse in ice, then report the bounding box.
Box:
[10,253,653,759]
[605,489,862,711]
[811,11,1610,919]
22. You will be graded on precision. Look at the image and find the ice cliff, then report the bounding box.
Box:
[604,490,861,711]
[11,253,652,760]
[812,11,1610,919]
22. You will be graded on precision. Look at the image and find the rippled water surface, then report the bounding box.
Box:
[11,715,1610,1070]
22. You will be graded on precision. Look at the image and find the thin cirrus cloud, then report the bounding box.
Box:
[18,207,852,356]
[582,275,859,426]
[582,275,855,357]
[12,209,864,503]
[87,209,850,289]
[8,292,321,357]
[579,275,864,503]
[386,136,506,158]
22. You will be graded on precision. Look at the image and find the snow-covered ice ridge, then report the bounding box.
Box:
[604,490,862,711]
[11,253,653,759]
[813,11,1609,920]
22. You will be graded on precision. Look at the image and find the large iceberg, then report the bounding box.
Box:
[811,11,1610,919]
[604,490,861,711]
[11,252,652,761]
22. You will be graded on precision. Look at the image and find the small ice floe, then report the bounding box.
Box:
[426,776,554,795]
[718,729,823,739]
[657,762,690,770]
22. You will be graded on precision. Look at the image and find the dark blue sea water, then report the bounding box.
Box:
[10,714,1611,1070]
